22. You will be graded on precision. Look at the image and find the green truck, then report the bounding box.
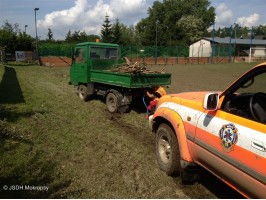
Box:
[69,41,171,113]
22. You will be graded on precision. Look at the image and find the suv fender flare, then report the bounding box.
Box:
[153,107,193,162]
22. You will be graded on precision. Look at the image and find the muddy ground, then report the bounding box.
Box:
[0,63,256,198]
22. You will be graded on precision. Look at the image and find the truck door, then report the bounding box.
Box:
[195,108,266,198]
[71,47,87,84]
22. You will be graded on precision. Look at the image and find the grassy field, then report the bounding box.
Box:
[0,62,260,198]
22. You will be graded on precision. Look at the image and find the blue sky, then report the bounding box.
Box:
[0,0,265,40]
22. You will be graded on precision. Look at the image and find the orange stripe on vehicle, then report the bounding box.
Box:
[193,124,266,177]
[194,143,266,198]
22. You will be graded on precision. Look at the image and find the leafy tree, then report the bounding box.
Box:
[13,23,21,35]
[64,29,100,43]
[0,29,17,52]
[136,0,215,46]
[71,31,81,41]
[255,25,266,36]
[176,16,204,44]
[65,30,72,42]
[16,32,34,51]
[101,15,113,43]
[64,30,80,42]
[79,31,88,42]
[120,24,140,46]
[208,25,266,39]
[2,20,21,35]
[87,34,100,42]
[0,21,34,53]
[2,20,14,33]
[47,28,54,41]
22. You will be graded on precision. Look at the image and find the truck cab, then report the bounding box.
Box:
[70,42,121,86]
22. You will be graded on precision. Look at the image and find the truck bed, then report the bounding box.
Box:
[90,69,171,88]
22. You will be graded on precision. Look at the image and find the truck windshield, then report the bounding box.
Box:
[90,47,119,60]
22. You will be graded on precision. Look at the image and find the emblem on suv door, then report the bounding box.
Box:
[219,123,238,152]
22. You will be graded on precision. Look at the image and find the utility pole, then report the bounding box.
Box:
[155,20,158,65]
[25,25,28,34]
[34,8,39,60]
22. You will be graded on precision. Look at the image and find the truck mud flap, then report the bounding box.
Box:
[87,83,94,95]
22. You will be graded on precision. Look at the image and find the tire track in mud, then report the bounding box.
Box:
[102,110,244,199]
[103,111,201,198]
[102,111,205,198]
[103,110,165,198]
[104,110,155,153]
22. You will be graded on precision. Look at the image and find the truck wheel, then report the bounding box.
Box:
[106,92,119,113]
[78,84,90,101]
[156,123,180,176]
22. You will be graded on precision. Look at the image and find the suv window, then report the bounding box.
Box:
[236,72,266,94]
[222,71,266,124]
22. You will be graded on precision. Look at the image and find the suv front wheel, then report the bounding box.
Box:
[156,123,180,176]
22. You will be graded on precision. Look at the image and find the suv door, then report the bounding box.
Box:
[194,69,266,198]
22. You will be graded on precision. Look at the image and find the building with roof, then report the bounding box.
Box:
[189,37,266,62]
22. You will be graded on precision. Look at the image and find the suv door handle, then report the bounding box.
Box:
[81,66,84,68]
[251,140,265,152]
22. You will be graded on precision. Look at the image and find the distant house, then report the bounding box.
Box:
[189,37,266,59]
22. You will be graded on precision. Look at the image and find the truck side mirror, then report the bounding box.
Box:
[203,93,219,111]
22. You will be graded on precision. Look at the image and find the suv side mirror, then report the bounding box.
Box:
[203,93,219,111]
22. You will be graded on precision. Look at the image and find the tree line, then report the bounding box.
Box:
[207,24,266,39]
[1,0,266,54]
[0,20,34,53]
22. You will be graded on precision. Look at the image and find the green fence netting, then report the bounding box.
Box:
[39,43,235,58]
[120,46,189,58]
[39,43,74,57]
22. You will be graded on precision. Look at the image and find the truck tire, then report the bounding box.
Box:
[106,92,119,113]
[156,123,180,176]
[78,84,90,101]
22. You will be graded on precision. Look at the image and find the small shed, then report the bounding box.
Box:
[189,37,266,58]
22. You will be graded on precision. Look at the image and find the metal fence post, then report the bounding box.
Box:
[211,22,215,64]
[228,25,232,63]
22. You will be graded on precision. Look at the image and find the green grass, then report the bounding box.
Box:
[0,62,260,198]
[149,62,259,93]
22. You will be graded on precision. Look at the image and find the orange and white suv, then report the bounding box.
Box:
[149,63,266,198]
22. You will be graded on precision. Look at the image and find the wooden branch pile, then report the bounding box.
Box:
[110,57,162,74]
